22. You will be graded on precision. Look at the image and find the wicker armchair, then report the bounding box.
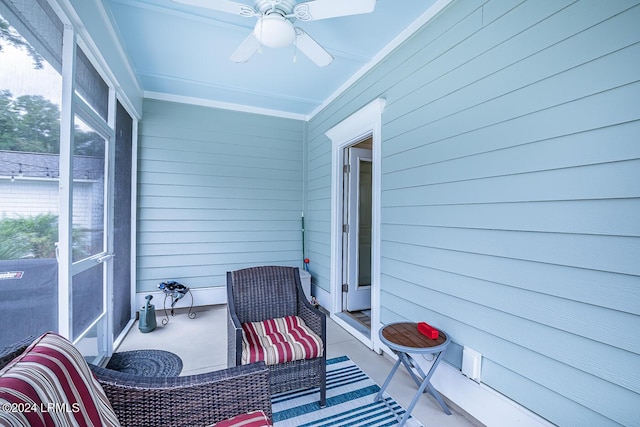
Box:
[0,338,272,427]
[227,265,327,407]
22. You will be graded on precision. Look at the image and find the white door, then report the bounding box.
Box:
[345,147,372,311]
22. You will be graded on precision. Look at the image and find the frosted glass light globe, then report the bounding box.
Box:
[254,14,295,48]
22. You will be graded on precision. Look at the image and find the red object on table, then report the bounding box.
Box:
[417,322,439,339]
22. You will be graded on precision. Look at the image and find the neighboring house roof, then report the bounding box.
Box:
[0,150,103,180]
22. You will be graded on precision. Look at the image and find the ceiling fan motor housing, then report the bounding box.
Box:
[254,0,296,15]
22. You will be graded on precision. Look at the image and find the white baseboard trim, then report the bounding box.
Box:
[430,362,555,427]
[135,286,227,311]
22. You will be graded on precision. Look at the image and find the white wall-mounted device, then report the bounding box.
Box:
[462,346,482,383]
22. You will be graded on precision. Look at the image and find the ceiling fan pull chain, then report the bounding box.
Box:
[258,16,264,54]
[293,31,298,63]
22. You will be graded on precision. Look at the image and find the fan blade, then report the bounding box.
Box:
[294,0,375,21]
[295,28,333,67]
[171,0,255,17]
[230,33,261,63]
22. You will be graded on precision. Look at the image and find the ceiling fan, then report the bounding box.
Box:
[171,0,376,67]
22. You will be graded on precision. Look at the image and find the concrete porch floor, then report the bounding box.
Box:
[117,304,482,427]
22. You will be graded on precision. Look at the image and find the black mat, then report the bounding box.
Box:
[106,349,183,377]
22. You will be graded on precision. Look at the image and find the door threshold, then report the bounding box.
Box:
[335,311,371,341]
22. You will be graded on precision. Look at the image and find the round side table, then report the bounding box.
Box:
[375,322,451,426]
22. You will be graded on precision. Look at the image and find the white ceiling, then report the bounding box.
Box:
[104,0,446,119]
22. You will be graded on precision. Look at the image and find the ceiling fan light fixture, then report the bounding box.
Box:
[254,13,295,48]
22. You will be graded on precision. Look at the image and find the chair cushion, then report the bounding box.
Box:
[211,410,272,427]
[0,332,121,427]
[241,316,323,366]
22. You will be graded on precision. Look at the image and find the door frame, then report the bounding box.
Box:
[326,98,385,352]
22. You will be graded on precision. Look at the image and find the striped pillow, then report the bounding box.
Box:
[211,410,272,427]
[0,332,121,427]
[241,315,323,366]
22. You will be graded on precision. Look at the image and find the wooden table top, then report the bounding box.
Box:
[381,322,447,350]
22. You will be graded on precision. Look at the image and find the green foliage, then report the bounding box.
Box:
[0,214,58,259]
[0,214,92,260]
[0,89,106,155]
[1,18,103,155]
[0,92,61,153]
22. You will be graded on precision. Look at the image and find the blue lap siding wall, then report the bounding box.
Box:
[137,99,305,292]
[304,1,640,426]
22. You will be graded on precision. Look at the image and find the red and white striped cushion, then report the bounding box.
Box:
[211,410,272,427]
[0,332,121,427]
[241,316,323,366]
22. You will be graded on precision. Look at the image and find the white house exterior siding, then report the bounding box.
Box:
[0,178,102,232]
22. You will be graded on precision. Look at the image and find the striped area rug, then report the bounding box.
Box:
[272,355,423,427]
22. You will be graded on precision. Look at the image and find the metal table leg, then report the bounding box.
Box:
[375,350,451,426]
[374,355,403,402]
[401,351,452,417]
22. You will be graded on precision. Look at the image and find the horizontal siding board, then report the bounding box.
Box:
[138,219,298,233]
[138,252,301,274]
[138,209,298,222]
[382,223,639,276]
[138,259,299,281]
[307,176,330,193]
[383,115,640,182]
[140,145,301,170]
[138,195,301,211]
[382,159,640,203]
[382,120,640,184]
[139,184,300,200]
[139,133,302,157]
[138,172,297,189]
[307,165,331,184]
[137,259,300,289]
[481,0,526,25]
[138,230,299,245]
[139,241,300,258]
[382,199,640,237]
[139,124,303,146]
[138,159,300,181]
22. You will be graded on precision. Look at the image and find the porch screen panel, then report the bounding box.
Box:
[71,263,103,340]
[71,117,106,340]
[0,1,62,348]
[75,46,109,121]
[0,0,63,73]
[113,100,133,338]
[72,117,106,262]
